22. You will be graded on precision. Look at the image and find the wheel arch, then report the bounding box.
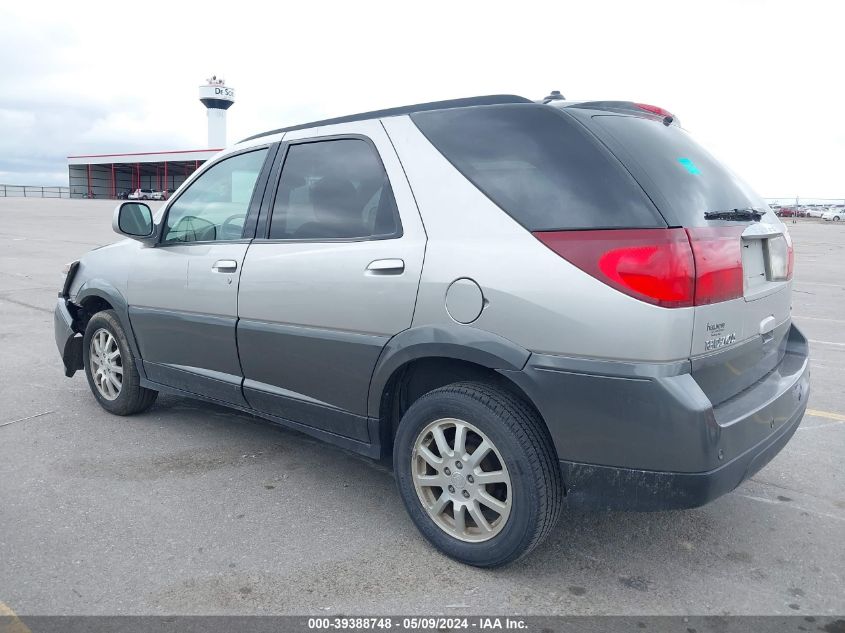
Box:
[368,326,553,459]
[368,326,531,416]
[75,281,126,315]
[73,282,146,379]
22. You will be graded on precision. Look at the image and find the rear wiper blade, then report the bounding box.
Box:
[704,208,764,221]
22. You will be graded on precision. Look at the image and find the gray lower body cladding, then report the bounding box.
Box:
[128,306,242,378]
[502,324,810,510]
[559,399,805,511]
[237,319,388,417]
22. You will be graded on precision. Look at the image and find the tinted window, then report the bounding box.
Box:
[269,139,400,240]
[411,104,662,231]
[591,115,770,227]
[162,149,268,244]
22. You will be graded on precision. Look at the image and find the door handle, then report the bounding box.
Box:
[212,259,238,273]
[366,259,405,275]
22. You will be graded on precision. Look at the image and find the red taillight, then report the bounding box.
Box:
[634,103,674,119]
[534,229,695,308]
[685,226,744,305]
[534,227,746,308]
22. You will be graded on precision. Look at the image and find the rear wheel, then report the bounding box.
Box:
[83,310,157,415]
[393,382,562,567]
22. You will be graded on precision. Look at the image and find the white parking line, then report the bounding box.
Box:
[734,494,845,523]
[809,339,845,347]
[798,421,844,432]
[794,315,845,324]
[793,280,845,288]
[793,281,845,288]
[0,410,55,428]
[810,359,845,367]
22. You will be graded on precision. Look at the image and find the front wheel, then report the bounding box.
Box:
[393,382,562,567]
[83,310,157,415]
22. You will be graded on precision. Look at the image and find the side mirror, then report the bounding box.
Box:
[113,202,154,241]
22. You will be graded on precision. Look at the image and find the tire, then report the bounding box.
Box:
[393,382,562,567]
[82,310,157,415]
[835,216,841,222]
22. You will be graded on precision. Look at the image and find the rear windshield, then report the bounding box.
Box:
[590,114,769,227]
[410,104,663,231]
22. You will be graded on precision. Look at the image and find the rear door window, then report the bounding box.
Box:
[410,104,663,231]
[589,114,771,227]
[268,139,401,240]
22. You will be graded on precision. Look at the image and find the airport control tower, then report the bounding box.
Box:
[199,75,235,148]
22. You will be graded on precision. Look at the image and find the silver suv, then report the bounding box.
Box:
[55,95,810,567]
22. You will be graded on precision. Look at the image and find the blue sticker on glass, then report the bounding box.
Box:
[678,157,701,175]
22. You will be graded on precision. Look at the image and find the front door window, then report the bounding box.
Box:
[162,149,268,244]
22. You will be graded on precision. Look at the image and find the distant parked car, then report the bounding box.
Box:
[822,209,843,221]
[128,189,154,200]
[150,191,166,200]
[778,207,798,217]
[805,208,826,218]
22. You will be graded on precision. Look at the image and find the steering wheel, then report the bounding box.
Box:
[169,215,216,242]
[220,213,247,239]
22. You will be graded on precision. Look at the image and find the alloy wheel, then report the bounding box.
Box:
[89,328,123,400]
[411,418,512,543]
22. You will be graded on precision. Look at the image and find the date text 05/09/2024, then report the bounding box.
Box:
[307,617,528,630]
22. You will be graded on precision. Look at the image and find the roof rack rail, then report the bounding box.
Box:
[239,94,532,143]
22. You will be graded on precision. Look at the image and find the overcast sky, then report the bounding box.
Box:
[1,0,842,199]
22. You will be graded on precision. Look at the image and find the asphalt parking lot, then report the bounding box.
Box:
[0,198,843,616]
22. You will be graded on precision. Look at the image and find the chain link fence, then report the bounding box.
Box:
[0,184,71,198]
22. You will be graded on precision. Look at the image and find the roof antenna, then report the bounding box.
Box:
[542,90,565,103]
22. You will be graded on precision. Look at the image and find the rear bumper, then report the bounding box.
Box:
[501,324,810,510]
[558,395,805,510]
[54,299,83,377]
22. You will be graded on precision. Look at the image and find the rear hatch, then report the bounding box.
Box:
[571,106,793,406]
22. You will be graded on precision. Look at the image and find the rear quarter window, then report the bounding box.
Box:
[410,104,664,231]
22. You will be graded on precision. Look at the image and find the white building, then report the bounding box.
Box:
[66,76,235,199]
